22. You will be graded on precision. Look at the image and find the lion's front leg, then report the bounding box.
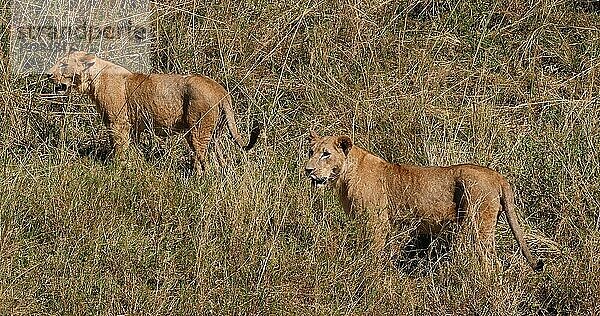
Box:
[385,220,417,261]
[100,100,131,160]
[109,121,131,159]
[366,208,391,254]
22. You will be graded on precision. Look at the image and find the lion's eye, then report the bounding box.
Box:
[308,149,314,157]
[321,151,331,159]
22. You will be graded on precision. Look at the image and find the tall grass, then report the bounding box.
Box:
[1,0,600,314]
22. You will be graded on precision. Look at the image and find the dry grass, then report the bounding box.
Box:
[1,0,600,314]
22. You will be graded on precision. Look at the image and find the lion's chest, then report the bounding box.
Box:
[344,170,388,211]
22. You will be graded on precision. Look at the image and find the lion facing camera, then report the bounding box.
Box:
[305,131,543,271]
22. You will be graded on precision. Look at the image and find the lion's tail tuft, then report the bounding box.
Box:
[221,95,259,151]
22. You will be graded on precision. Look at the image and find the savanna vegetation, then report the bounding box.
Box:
[1,0,599,314]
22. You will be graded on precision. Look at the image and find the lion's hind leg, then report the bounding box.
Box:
[211,120,227,168]
[463,184,502,271]
[186,130,210,176]
[186,112,218,176]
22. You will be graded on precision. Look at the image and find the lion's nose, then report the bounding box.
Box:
[304,167,315,178]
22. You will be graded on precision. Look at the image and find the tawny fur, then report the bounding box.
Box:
[305,132,543,271]
[49,51,258,174]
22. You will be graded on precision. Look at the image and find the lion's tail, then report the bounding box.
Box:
[220,94,259,151]
[500,180,544,272]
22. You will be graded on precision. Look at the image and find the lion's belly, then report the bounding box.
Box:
[128,94,186,130]
[392,201,458,234]
[413,203,458,234]
[147,100,184,128]
[388,176,459,233]
[126,74,187,130]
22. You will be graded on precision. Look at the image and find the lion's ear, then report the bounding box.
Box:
[337,135,353,156]
[79,53,96,68]
[308,130,320,144]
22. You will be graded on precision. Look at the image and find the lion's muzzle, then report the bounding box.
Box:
[305,167,329,188]
[310,177,328,188]
[47,72,72,94]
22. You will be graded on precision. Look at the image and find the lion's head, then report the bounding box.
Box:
[48,51,96,92]
[305,131,353,188]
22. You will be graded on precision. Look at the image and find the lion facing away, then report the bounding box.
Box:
[49,51,259,175]
[304,131,543,271]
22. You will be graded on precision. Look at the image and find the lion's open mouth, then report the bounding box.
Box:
[310,177,328,188]
[54,83,69,93]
